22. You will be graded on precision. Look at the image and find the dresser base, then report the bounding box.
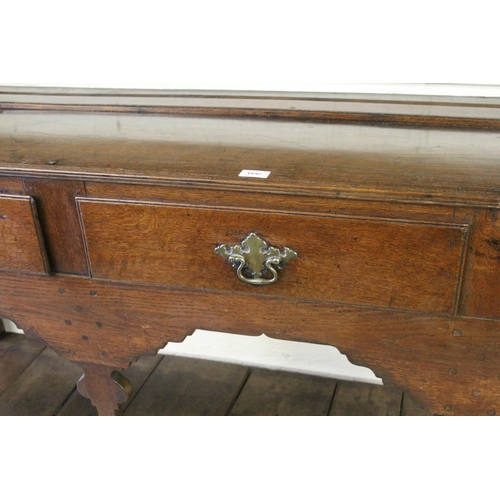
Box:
[0,273,498,415]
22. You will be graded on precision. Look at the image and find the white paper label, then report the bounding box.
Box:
[238,169,271,179]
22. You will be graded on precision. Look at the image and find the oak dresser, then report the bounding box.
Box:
[1,87,500,415]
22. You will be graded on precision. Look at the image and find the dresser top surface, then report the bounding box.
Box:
[1,87,500,206]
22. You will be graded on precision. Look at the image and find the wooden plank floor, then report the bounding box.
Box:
[0,331,430,416]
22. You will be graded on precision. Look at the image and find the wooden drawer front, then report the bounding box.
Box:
[0,195,49,273]
[79,200,466,314]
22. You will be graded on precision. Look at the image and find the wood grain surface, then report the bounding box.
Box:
[125,356,249,416]
[229,368,337,416]
[1,112,500,207]
[0,272,499,415]
[0,347,82,416]
[79,200,467,314]
[0,331,46,397]
[0,195,48,273]
[23,179,88,275]
[1,87,500,416]
[329,381,402,416]
[0,177,24,195]
[59,354,162,416]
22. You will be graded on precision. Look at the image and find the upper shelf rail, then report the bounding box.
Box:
[2,87,500,129]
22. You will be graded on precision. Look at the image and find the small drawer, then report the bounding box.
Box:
[0,195,49,274]
[78,199,467,314]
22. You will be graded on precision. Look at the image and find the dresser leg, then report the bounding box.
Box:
[76,363,133,416]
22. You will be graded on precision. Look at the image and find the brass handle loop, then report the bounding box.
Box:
[230,255,280,286]
[215,233,298,286]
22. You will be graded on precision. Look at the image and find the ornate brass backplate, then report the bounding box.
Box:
[215,232,298,286]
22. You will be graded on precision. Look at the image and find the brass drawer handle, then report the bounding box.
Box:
[215,232,298,286]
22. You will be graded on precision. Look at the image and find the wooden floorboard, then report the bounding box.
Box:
[125,355,249,416]
[401,392,432,416]
[0,333,429,416]
[0,331,46,398]
[0,347,82,416]
[329,380,403,416]
[230,368,337,416]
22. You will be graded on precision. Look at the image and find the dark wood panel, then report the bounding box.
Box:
[230,368,337,416]
[80,200,466,314]
[457,208,500,318]
[0,195,49,273]
[0,347,82,415]
[23,179,88,275]
[0,332,46,397]
[125,356,249,416]
[329,381,403,416]
[0,177,24,194]
[58,354,163,416]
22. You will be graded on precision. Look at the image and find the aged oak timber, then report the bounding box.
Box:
[1,87,500,415]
